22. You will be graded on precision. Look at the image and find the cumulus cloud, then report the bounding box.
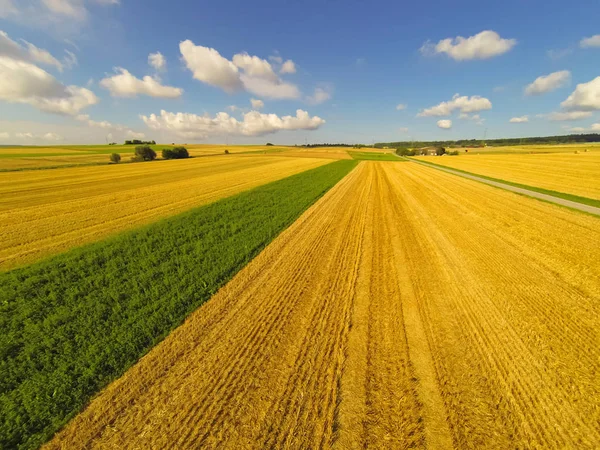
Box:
[0,30,64,71]
[15,131,63,140]
[233,52,278,82]
[396,103,407,110]
[420,30,516,61]
[180,40,300,99]
[0,56,98,114]
[141,109,325,139]
[545,111,593,121]
[240,74,300,99]
[148,51,166,71]
[126,129,145,139]
[43,131,63,140]
[569,127,586,133]
[0,131,9,138]
[524,70,570,96]
[250,98,264,109]
[509,116,529,123]
[580,35,600,48]
[280,60,296,74]
[561,76,600,111]
[306,87,332,105]
[437,119,452,129]
[76,114,119,129]
[100,68,183,98]
[418,94,492,117]
[180,40,242,93]
[592,123,600,131]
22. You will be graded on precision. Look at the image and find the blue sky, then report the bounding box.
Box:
[0,0,599,144]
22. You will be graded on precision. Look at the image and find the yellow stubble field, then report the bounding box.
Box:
[0,154,329,270]
[415,150,600,200]
[46,161,600,449]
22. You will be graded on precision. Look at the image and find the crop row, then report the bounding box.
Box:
[0,159,357,449]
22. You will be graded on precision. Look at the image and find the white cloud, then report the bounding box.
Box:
[180,40,242,93]
[43,131,63,140]
[420,30,516,61]
[592,123,600,131]
[399,127,408,132]
[268,55,283,64]
[250,98,264,109]
[0,0,17,17]
[280,60,296,74]
[580,35,600,48]
[0,56,98,115]
[418,94,492,117]
[545,111,593,121]
[569,127,586,133]
[524,70,570,96]
[437,119,452,129]
[561,76,600,111]
[180,40,300,99]
[233,52,278,81]
[0,31,63,71]
[126,129,145,139]
[227,105,239,112]
[306,87,331,105]
[76,114,116,129]
[63,49,77,69]
[41,0,87,21]
[148,51,166,71]
[509,116,529,123]
[396,103,407,110]
[100,68,183,98]
[240,74,300,99]
[0,131,9,138]
[141,109,325,139]
[15,131,63,140]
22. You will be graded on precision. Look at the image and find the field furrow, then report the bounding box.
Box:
[45,161,600,449]
[0,155,328,269]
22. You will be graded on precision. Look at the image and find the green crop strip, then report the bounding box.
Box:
[0,159,357,449]
[410,158,600,209]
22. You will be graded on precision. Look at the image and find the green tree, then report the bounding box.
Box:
[109,153,121,163]
[134,145,157,161]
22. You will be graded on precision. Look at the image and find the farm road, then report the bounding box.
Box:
[407,157,600,216]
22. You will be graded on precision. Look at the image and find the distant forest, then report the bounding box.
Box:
[374,133,600,148]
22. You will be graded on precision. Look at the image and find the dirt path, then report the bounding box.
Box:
[408,158,600,216]
[46,162,600,449]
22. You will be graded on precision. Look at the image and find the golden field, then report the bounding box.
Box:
[0,155,328,270]
[415,150,600,200]
[457,142,600,154]
[46,161,600,449]
[0,144,290,170]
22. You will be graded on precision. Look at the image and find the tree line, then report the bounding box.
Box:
[375,133,600,149]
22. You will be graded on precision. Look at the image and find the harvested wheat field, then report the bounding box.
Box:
[46,161,600,449]
[0,155,328,270]
[416,151,600,200]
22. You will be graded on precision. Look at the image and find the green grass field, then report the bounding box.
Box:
[0,159,357,450]
[348,151,403,161]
